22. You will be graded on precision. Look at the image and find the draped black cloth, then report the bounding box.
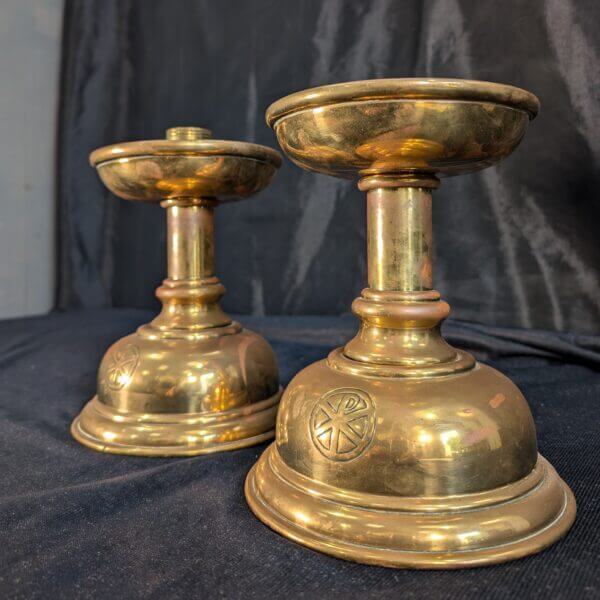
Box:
[57,0,600,333]
[0,311,598,598]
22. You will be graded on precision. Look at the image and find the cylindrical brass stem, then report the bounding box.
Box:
[162,126,216,282]
[367,187,433,291]
[166,201,215,280]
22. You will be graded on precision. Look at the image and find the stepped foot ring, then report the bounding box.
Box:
[246,445,575,569]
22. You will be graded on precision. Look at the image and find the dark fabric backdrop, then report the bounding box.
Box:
[57,0,600,333]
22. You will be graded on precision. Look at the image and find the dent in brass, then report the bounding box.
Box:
[71,127,283,456]
[246,79,575,568]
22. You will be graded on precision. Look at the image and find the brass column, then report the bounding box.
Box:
[165,200,215,281]
[164,126,216,282]
[366,185,433,292]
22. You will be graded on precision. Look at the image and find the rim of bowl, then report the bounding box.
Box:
[90,139,282,169]
[266,78,540,127]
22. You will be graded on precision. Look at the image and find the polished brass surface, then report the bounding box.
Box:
[89,130,281,202]
[246,79,575,568]
[267,79,535,179]
[72,127,282,456]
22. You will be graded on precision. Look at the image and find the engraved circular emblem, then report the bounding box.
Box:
[105,344,140,390]
[310,388,375,461]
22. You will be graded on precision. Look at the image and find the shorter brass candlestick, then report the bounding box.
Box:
[71,127,282,456]
[246,79,575,568]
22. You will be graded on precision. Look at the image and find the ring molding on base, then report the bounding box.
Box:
[245,445,576,569]
[72,388,282,457]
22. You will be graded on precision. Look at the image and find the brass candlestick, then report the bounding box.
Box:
[71,127,282,456]
[246,80,575,568]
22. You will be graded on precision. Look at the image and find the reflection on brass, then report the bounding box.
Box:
[71,127,283,456]
[246,79,575,568]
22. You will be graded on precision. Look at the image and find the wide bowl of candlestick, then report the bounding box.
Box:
[71,127,283,456]
[245,79,575,568]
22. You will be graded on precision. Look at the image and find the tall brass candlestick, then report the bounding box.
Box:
[71,127,282,456]
[245,79,575,568]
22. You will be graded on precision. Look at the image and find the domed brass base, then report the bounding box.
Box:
[246,353,575,568]
[72,389,281,457]
[246,446,575,569]
[71,320,282,457]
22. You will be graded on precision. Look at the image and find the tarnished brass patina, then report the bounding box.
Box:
[246,79,575,568]
[71,127,282,456]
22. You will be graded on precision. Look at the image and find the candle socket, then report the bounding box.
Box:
[71,127,283,456]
